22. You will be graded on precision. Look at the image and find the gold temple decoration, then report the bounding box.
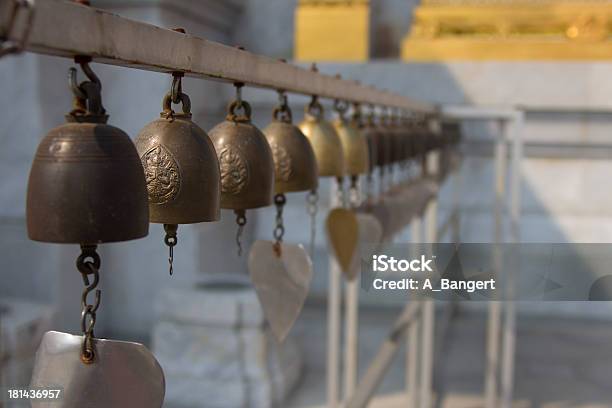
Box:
[295,0,370,62]
[402,0,612,60]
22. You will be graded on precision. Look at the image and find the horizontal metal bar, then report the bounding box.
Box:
[0,0,435,113]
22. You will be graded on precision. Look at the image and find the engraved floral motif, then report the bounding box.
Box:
[141,145,181,204]
[219,145,248,195]
[269,142,292,182]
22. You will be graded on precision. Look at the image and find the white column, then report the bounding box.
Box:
[327,180,342,408]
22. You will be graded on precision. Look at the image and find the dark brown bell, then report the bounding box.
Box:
[135,92,221,224]
[27,65,149,244]
[209,99,274,210]
[374,114,392,168]
[263,101,318,194]
[359,111,379,174]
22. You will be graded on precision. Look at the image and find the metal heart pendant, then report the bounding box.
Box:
[326,208,359,274]
[248,240,313,342]
[347,213,383,281]
[30,331,165,408]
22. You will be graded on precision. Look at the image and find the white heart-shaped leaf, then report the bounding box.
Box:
[248,240,313,342]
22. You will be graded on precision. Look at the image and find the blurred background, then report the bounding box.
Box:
[3,0,612,407]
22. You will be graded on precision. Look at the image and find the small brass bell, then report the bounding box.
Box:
[135,73,221,274]
[27,61,149,244]
[209,83,275,255]
[332,100,369,177]
[264,92,318,195]
[298,96,345,178]
[263,91,318,255]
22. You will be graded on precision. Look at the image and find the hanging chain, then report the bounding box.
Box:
[336,177,347,208]
[273,194,286,257]
[163,224,178,276]
[235,209,247,256]
[349,175,360,208]
[273,90,292,123]
[366,172,373,203]
[76,244,101,364]
[307,189,318,258]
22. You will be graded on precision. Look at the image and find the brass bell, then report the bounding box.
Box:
[135,73,221,274]
[298,96,345,178]
[209,83,275,255]
[354,104,378,176]
[332,100,369,177]
[263,92,318,194]
[374,111,392,169]
[27,61,149,244]
[263,91,319,255]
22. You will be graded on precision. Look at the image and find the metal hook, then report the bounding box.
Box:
[235,210,247,257]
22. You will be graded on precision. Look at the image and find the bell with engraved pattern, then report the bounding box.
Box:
[263,93,318,194]
[209,84,274,255]
[135,74,221,274]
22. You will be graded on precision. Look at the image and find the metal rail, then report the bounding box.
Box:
[0,0,435,113]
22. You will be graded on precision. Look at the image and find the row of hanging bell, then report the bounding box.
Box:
[27,59,165,407]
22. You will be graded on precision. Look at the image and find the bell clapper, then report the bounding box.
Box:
[235,209,247,256]
[273,193,286,257]
[163,224,178,276]
[76,244,102,364]
[307,189,318,258]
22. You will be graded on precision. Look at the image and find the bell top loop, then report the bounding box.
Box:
[305,97,324,120]
[67,61,108,124]
[227,99,252,123]
[272,105,293,123]
[161,91,192,120]
[333,99,349,119]
[273,91,293,123]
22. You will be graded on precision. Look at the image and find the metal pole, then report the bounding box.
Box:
[328,180,342,408]
[500,112,523,408]
[0,0,434,113]
[344,276,359,399]
[407,217,422,407]
[485,119,507,408]
[420,151,438,408]
[346,303,422,408]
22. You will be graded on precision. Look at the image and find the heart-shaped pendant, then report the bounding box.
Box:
[346,213,383,281]
[326,208,359,273]
[248,240,313,342]
[30,331,165,408]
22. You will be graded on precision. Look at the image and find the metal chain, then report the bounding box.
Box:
[76,244,101,364]
[366,172,373,203]
[349,175,360,208]
[336,176,346,208]
[163,224,178,276]
[273,194,286,256]
[235,209,247,257]
[307,189,318,258]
